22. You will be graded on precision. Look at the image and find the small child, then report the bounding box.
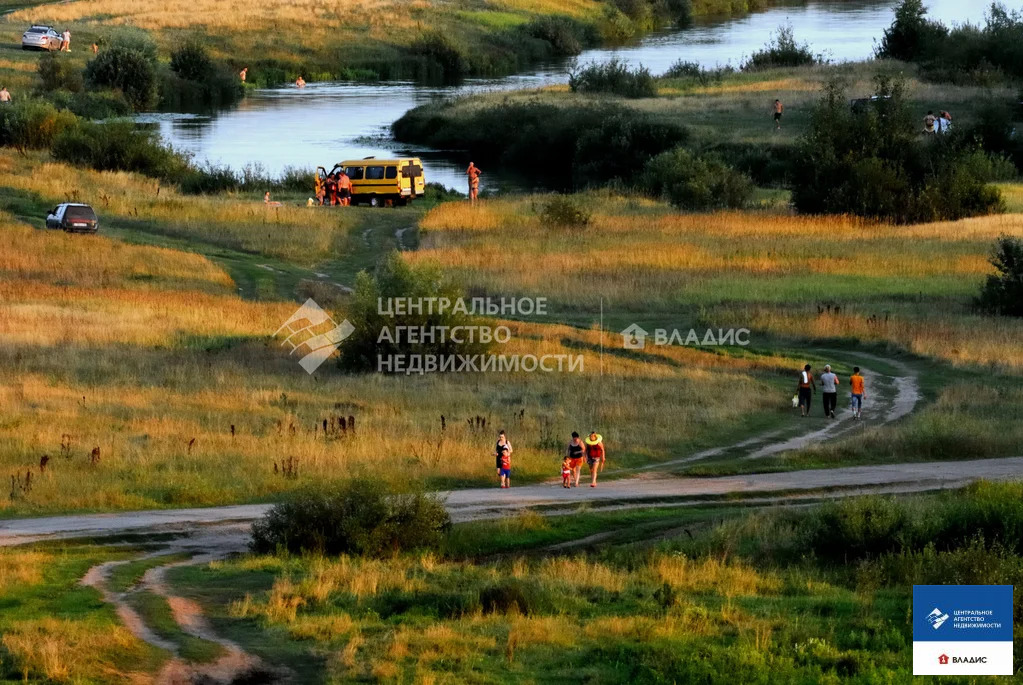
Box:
[561,457,571,489]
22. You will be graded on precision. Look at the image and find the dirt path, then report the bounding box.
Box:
[630,352,919,470]
[6,457,1023,545]
[80,525,283,684]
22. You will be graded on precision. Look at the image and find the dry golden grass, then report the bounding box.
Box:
[417,195,1023,369]
[0,151,349,263]
[7,0,599,71]
[0,548,48,592]
[652,554,782,597]
[1,617,143,683]
[0,194,798,513]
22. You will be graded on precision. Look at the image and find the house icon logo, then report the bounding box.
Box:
[621,324,649,350]
[938,654,949,665]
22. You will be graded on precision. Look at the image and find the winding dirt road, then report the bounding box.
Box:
[5,354,1021,684]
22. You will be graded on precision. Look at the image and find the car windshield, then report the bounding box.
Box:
[65,206,97,221]
[27,27,47,33]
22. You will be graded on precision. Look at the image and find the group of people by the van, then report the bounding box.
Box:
[924,110,952,134]
[493,429,606,489]
[315,170,352,206]
[796,363,867,420]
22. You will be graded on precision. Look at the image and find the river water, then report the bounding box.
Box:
[146,0,992,194]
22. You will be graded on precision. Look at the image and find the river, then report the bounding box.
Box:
[146,0,992,194]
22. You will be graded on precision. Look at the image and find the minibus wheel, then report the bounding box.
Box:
[369,196,380,207]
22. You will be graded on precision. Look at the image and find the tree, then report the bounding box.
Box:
[976,236,1023,316]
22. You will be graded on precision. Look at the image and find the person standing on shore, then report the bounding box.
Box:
[466,162,481,203]
[797,364,815,418]
[60,29,71,52]
[239,67,248,83]
[585,432,605,488]
[566,432,584,487]
[820,364,839,419]
[494,430,513,489]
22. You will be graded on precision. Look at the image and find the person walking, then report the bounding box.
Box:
[239,67,248,83]
[494,430,513,488]
[773,99,784,130]
[91,42,98,55]
[566,432,584,487]
[584,431,605,488]
[60,29,71,52]
[797,364,815,418]
[819,364,840,419]
[0,87,12,104]
[850,366,866,420]
[466,162,481,204]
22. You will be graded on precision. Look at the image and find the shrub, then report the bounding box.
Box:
[976,236,1023,317]
[394,102,685,189]
[50,120,189,180]
[408,33,467,82]
[37,54,83,93]
[84,44,158,110]
[250,478,450,556]
[339,252,493,373]
[47,89,131,119]
[875,0,949,62]
[663,0,693,28]
[0,99,78,150]
[524,16,586,56]
[642,148,753,210]
[662,60,735,87]
[569,59,656,98]
[791,74,1003,223]
[742,24,821,71]
[800,497,911,563]
[574,113,689,185]
[536,194,592,227]
[596,5,637,45]
[170,39,214,81]
[878,1,1023,83]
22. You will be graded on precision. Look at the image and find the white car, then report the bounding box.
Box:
[46,203,99,233]
[22,26,61,51]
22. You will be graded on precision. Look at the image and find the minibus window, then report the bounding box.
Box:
[345,167,364,180]
[385,167,398,179]
[366,166,385,180]
[401,163,423,178]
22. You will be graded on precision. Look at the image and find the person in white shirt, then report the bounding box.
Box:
[60,30,71,52]
[819,364,840,419]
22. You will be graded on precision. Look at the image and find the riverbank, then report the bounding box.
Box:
[2,0,868,90]
[393,58,1019,187]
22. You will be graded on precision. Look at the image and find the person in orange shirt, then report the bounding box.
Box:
[850,366,866,420]
[466,162,481,204]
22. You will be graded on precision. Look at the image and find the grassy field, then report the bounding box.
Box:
[415,193,1023,370]
[0,542,166,683]
[150,484,1023,683]
[0,155,816,515]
